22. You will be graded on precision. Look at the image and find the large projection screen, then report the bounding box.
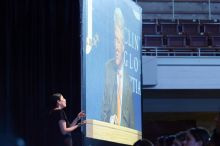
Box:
[81,0,142,145]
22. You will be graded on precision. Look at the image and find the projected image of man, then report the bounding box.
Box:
[101,8,134,129]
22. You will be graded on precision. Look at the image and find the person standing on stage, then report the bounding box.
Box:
[47,93,86,146]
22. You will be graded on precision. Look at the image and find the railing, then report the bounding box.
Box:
[142,47,220,56]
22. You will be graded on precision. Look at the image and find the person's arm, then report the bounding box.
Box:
[70,111,86,127]
[58,120,80,135]
[56,110,86,135]
[70,116,80,126]
[125,72,134,128]
[58,119,86,135]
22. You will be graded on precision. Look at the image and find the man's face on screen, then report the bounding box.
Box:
[115,25,124,68]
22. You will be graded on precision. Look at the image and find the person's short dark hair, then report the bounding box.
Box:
[133,138,154,146]
[164,135,175,146]
[188,127,210,146]
[50,93,62,109]
[175,131,186,142]
[156,136,166,146]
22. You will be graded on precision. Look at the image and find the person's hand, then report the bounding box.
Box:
[110,114,118,125]
[77,120,87,127]
[77,111,86,119]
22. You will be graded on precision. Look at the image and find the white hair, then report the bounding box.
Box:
[114,8,124,31]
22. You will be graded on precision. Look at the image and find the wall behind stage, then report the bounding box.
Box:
[82,0,142,131]
[2,0,81,146]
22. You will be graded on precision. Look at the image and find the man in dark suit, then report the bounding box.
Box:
[101,8,134,129]
[209,113,220,146]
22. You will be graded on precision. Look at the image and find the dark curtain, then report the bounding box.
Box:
[2,0,81,146]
